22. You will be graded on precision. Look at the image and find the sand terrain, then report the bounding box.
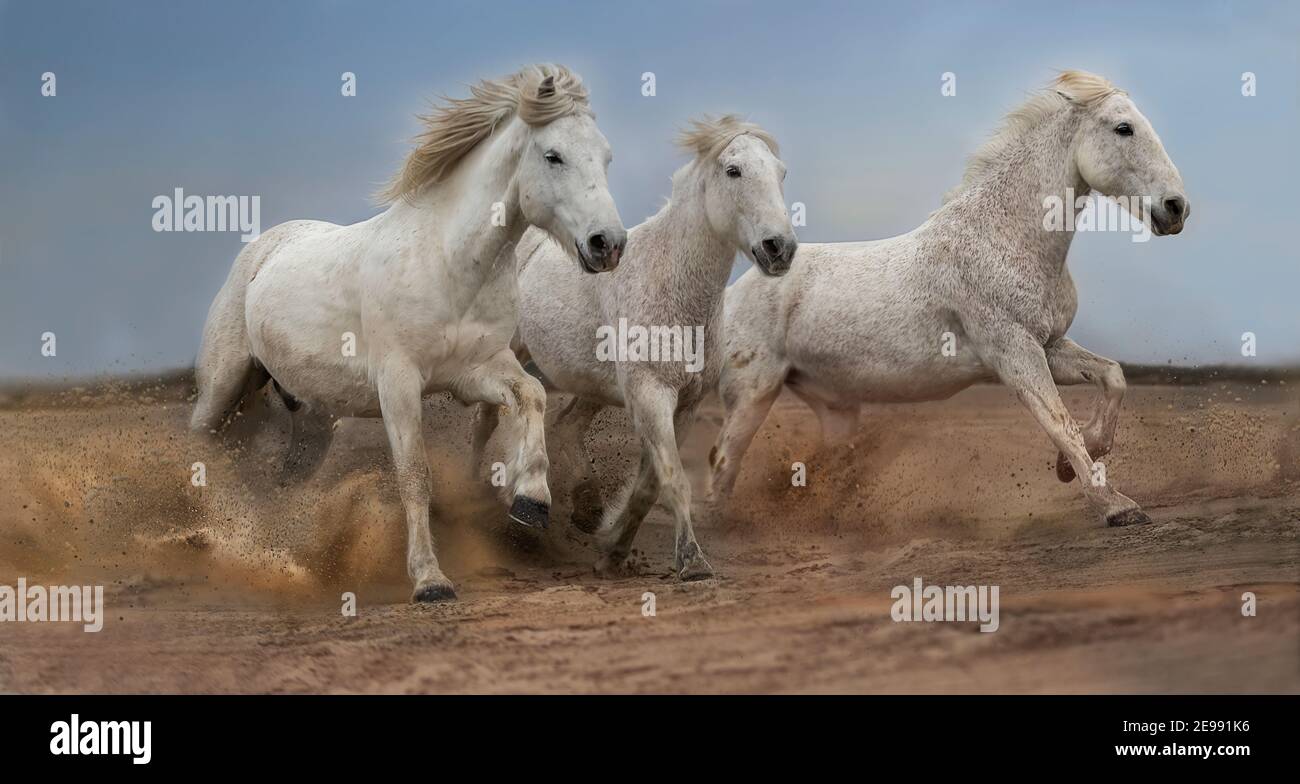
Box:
[0,375,1296,693]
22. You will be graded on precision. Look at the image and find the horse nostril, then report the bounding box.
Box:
[588,232,608,253]
[1163,197,1185,221]
[762,237,784,257]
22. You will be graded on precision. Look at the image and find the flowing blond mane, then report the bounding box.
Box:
[676,114,779,161]
[380,64,591,203]
[944,70,1124,202]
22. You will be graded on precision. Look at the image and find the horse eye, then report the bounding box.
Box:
[1114,122,1133,137]
[725,165,741,178]
[544,151,563,164]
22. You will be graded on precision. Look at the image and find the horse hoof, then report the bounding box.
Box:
[1106,508,1151,527]
[508,496,549,530]
[571,507,603,534]
[594,552,629,578]
[570,483,604,534]
[676,549,715,582]
[412,580,457,603]
[1055,454,1076,483]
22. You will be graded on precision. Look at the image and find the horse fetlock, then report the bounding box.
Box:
[507,452,551,503]
[709,460,737,498]
[592,518,625,555]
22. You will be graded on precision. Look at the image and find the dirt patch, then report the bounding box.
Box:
[0,381,1296,693]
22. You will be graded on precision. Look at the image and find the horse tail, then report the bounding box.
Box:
[190,225,298,433]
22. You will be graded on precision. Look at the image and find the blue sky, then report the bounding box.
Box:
[1,0,1297,379]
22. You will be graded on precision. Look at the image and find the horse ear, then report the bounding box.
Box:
[537,75,556,99]
[1056,89,1075,103]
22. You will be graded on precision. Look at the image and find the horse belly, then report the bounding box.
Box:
[790,359,984,405]
[787,324,991,405]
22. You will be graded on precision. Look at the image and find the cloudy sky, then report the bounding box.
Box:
[1,0,1297,380]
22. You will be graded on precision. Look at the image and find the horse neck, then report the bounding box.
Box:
[382,119,528,287]
[639,164,736,311]
[959,110,1089,274]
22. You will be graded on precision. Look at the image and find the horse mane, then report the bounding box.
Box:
[676,114,779,161]
[379,64,591,204]
[943,70,1124,203]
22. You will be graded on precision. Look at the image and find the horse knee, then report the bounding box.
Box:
[1102,361,1126,399]
[507,374,547,418]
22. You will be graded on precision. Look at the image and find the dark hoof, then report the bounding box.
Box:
[594,552,630,578]
[1055,453,1076,483]
[508,496,549,530]
[570,504,604,535]
[570,482,604,534]
[1106,508,1151,527]
[412,581,457,603]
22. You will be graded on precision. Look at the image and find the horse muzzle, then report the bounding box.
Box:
[576,229,626,273]
[752,234,798,276]
[1150,194,1189,236]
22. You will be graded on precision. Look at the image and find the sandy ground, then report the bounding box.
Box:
[0,378,1297,693]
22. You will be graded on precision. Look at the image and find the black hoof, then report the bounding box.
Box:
[594,553,630,578]
[570,482,603,534]
[1106,508,1151,527]
[570,504,604,535]
[1055,456,1076,483]
[412,582,457,603]
[508,496,549,530]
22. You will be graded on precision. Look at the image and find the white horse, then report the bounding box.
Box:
[473,116,796,578]
[191,65,627,602]
[710,71,1189,528]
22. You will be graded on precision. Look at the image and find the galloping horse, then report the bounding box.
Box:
[711,71,1189,528]
[192,65,627,601]
[475,116,796,578]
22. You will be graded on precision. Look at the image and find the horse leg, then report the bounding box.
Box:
[191,350,263,435]
[983,330,1149,527]
[594,450,658,575]
[454,348,551,529]
[280,407,335,485]
[191,244,269,434]
[822,405,859,445]
[468,402,500,477]
[551,396,605,533]
[598,382,712,580]
[377,362,455,602]
[709,366,783,502]
[789,384,858,446]
[1046,338,1126,482]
